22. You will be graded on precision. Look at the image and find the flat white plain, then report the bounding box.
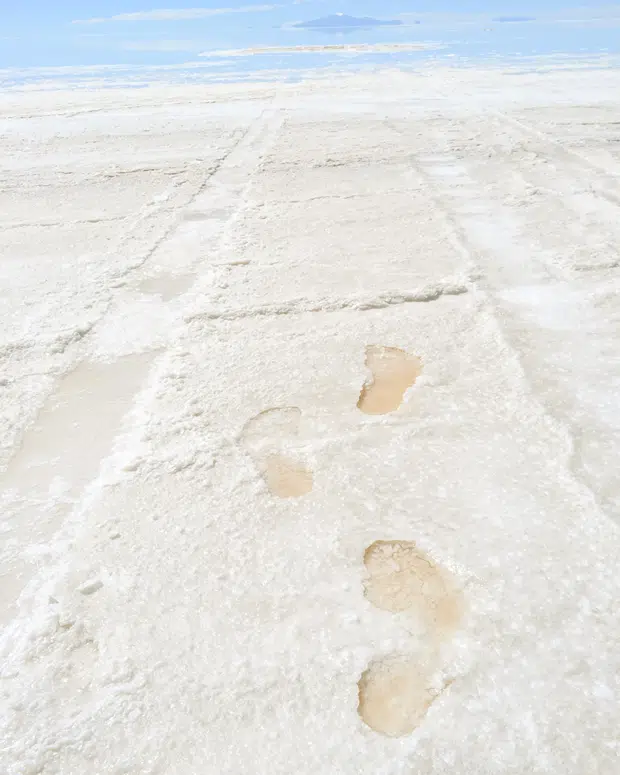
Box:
[1,63,620,774]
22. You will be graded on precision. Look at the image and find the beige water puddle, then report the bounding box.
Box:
[239,407,313,499]
[139,274,194,302]
[358,654,438,738]
[0,354,152,626]
[358,540,463,737]
[262,454,313,498]
[363,540,462,639]
[357,345,422,415]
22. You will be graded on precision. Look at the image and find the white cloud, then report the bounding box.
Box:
[73,5,278,24]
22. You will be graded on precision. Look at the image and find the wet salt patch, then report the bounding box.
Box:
[0,355,153,623]
[181,207,234,222]
[151,192,171,204]
[3,356,152,499]
[497,283,584,331]
[428,164,468,178]
[498,283,614,335]
[416,154,455,165]
[77,578,103,596]
[90,295,175,357]
[138,273,194,302]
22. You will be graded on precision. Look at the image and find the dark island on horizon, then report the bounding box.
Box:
[292,14,412,31]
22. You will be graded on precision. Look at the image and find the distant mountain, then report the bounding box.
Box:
[292,14,406,30]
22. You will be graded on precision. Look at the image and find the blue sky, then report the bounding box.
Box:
[2,2,620,69]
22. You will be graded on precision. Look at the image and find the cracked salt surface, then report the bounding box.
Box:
[2,64,620,774]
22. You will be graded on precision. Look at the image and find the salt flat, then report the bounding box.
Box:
[2,64,620,774]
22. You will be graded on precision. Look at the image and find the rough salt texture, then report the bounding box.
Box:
[1,64,620,774]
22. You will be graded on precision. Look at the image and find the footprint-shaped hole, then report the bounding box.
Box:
[240,407,313,499]
[358,655,437,737]
[363,540,462,638]
[357,345,422,415]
